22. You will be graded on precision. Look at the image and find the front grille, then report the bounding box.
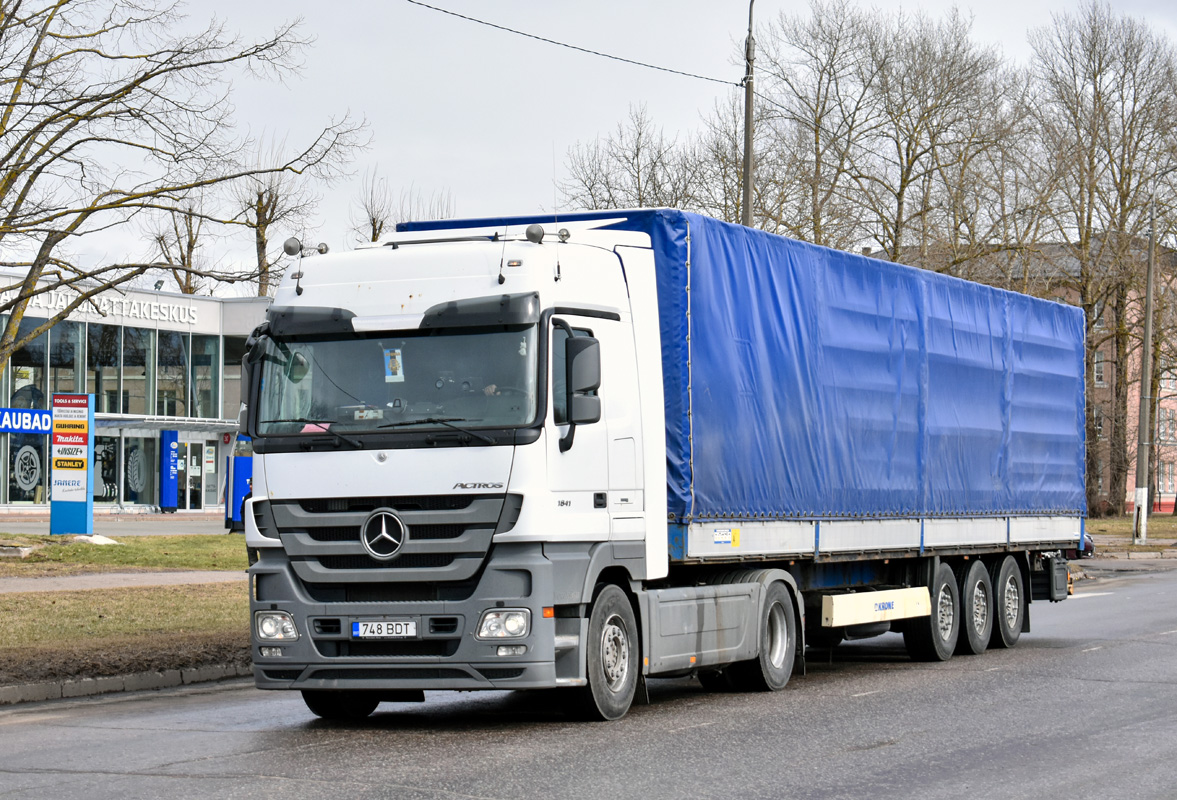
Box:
[270,494,507,590]
[314,553,457,570]
[303,581,480,603]
[302,524,470,543]
[299,495,481,514]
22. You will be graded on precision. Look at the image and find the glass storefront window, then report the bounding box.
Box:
[123,436,156,505]
[49,320,84,395]
[122,327,155,415]
[11,316,47,410]
[94,436,120,503]
[87,323,121,414]
[157,331,189,416]
[191,335,219,419]
[222,336,247,421]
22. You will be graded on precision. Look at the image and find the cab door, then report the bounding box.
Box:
[545,316,610,539]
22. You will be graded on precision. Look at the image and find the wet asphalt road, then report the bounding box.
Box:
[2,562,1176,800]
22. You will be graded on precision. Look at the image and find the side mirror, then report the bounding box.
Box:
[559,336,601,452]
[565,337,601,423]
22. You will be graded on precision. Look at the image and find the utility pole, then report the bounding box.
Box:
[741,0,755,228]
[1134,196,1157,544]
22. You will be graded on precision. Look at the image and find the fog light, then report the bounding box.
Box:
[497,645,527,656]
[259,646,284,658]
[255,610,299,641]
[476,609,530,639]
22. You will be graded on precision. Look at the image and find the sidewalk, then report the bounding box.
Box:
[0,569,246,594]
[0,514,229,537]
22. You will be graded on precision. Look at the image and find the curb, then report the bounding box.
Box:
[0,663,252,706]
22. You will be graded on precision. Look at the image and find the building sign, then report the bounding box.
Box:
[0,288,200,326]
[0,408,53,434]
[49,394,94,535]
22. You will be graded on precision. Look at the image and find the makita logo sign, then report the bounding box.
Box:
[452,482,504,490]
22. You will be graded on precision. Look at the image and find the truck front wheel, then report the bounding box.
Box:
[904,562,960,661]
[301,690,380,721]
[571,584,638,721]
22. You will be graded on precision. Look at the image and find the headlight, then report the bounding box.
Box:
[476,609,530,639]
[255,610,299,641]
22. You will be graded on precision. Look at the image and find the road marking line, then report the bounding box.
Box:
[1082,646,1103,652]
[1159,630,1177,636]
[852,690,881,697]
[1071,592,1114,599]
[985,667,1001,672]
[668,721,715,733]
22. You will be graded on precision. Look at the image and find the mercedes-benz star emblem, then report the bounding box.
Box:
[360,509,408,561]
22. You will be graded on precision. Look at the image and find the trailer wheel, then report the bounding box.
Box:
[956,560,993,655]
[989,555,1025,649]
[904,563,959,661]
[571,584,638,721]
[728,582,796,692]
[301,690,380,721]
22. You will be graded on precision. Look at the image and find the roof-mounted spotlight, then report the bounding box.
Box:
[525,224,545,244]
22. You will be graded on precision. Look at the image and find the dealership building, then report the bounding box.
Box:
[0,270,269,513]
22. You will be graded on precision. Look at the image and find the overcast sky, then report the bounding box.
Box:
[146,0,1177,284]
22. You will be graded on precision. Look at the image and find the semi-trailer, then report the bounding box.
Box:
[244,209,1084,721]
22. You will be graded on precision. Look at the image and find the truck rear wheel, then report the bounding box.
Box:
[989,555,1025,649]
[301,690,380,721]
[727,582,796,692]
[904,562,959,661]
[571,584,638,721]
[956,560,993,655]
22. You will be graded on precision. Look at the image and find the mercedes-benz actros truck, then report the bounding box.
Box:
[244,209,1084,721]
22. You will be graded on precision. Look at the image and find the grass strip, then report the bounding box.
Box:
[0,534,248,577]
[0,583,250,685]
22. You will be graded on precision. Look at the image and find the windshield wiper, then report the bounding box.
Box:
[378,417,496,445]
[263,418,362,449]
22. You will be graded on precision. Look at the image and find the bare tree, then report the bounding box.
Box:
[350,168,453,243]
[562,105,699,210]
[849,10,1004,262]
[234,165,319,297]
[152,202,208,294]
[0,0,365,368]
[756,0,884,248]
[1031,1,1177,512]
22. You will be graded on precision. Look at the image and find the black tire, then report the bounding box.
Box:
[571,584,639,721]
[955,560,993,656]
[727,582,797,692]
[301,690,380,721]
[989,555,1025,649]
[904,562,960,662]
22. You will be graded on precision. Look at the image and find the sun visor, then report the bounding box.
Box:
[419,292,540,329]
[267,306,357,337]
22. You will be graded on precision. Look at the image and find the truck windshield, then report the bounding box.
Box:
[255,325,538,435]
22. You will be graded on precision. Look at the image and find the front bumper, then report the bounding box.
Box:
[249,542,575,691]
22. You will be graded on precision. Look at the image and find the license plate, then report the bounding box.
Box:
[352,620,417,639]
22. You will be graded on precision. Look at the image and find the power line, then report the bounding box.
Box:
[403,0,741,88]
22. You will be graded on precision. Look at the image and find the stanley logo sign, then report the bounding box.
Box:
[53,457,86,470]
